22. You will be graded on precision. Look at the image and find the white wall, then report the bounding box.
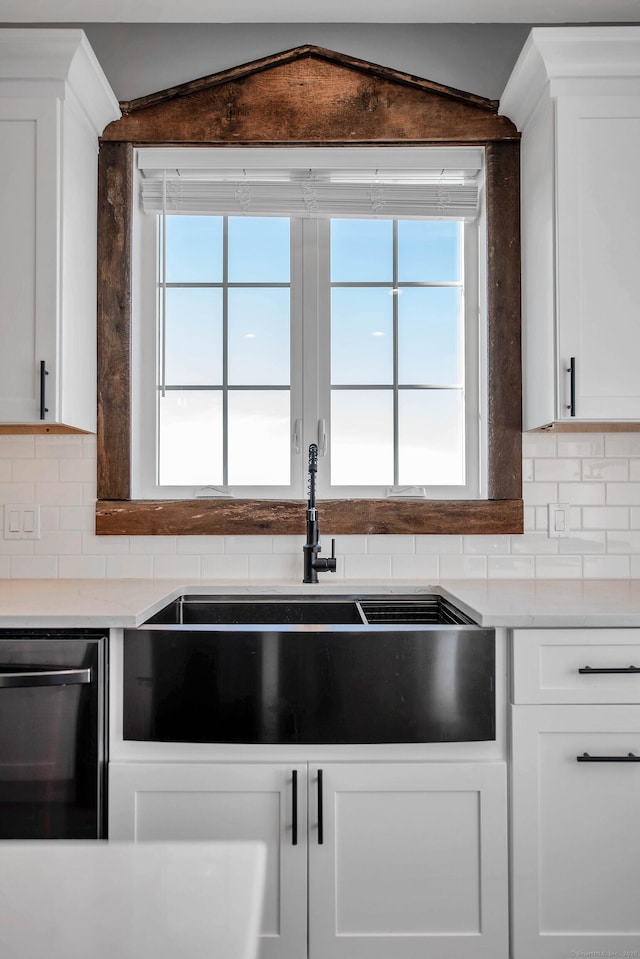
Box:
[0,431,639,580]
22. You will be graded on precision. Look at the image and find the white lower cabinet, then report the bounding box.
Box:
[511,705,640,959]
[109,760,508,959]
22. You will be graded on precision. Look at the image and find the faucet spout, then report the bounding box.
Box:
[303,444,337,584]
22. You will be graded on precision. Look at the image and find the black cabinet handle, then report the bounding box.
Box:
[317,768,324,845]
[566,356,576,417]
[39,360,49,420]
[577,752,640,763]
[291,769,298,846]
[579,665,640,674]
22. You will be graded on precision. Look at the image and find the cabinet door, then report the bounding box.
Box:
[556,96,640,421]
[512,705,640,959]
[308,762,508,959]
[0,98,57,424]
[109,762,307,959]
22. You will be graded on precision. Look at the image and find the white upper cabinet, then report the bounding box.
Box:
[0,30,119,431]
[501,27,640,430]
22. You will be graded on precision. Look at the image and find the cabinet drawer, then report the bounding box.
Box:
[513,629,640,704]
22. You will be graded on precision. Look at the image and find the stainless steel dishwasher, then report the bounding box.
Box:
[0,630,107,839]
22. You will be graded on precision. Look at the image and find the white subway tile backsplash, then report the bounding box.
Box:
[582,506,630,530]
[607,483,640,505]
[522,434,557,457]
[439,555,487,579]
[557,434,605,457]
[605,434,640,457]
[59,458,97,483]
[416,535,462,554]
[1,430,640,581]
[106,555,154,579]
[35,436,83,459]
[534,554,583,578]
[464,535,511,555]
[177,536,225,555]
[511,532,558,555]
[391,554,439,580]
[558,531,606,554]
[534,458,581,482]
[34,531,82,555]
[368,535,415,554]
[249,553,300,580]
[12,459,59,482]
[10,556,58,578]
[582,458,629,481]
[523,482,558,506]
[58,507,94,531]
[343,554,392,580]
[0,437,34,459]
[59,555,106,578]
[583,555,630,579]
[201,554,249,579]
[153,555,201,579]
[35,482,83,506]
[488,555,535,578]
[225,535,273,555]
[557,482,606,505]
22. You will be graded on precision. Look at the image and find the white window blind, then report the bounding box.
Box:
[138,147,483,220]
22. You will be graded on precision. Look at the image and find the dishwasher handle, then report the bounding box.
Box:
[0,667,92,689]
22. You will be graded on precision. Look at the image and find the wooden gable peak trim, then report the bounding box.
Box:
[119,44,500,117]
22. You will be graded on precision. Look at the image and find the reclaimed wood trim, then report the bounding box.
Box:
[97,141,133,501]
[0,425,88,435]
[118,45,502,117]
[486,141,522,500]
[96,498,523,537]
[96,47,523,537]
[103,45,518,145]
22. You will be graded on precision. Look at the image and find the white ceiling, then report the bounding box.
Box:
[1,0,640,22]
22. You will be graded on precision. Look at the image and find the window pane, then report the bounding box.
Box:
[228,217,290,283]
[165,288,222,386]
[228,391,290,485]
[158,391,223,485]
[398,390,464,486]
[398,287,463,386]
[331,288,393,385]
[331,390,394,485]
[228,289,290,385]
[397,221,461,283]
[331,219,393,283]
[166,216,223,284]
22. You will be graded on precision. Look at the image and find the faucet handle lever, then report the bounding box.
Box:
[330,538,336,559]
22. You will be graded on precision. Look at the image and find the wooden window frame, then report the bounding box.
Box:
[96,45,522,535]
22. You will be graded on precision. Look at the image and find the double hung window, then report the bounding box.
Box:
[132,148,486,501]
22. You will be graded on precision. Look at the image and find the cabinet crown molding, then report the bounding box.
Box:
[0,28,120,134]
[501,25,640,130]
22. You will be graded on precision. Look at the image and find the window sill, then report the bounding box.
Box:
[95,498,523,536]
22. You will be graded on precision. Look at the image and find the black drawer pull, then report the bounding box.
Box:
[39,360,49,420]
[579,665,640,674]
[567,356,576,416]
[317,768,324,845]
[291,769,298,846]
[577,752,640,763]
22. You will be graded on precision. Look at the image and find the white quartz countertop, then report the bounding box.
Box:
[0,841,265,959]
[1,578,640,628]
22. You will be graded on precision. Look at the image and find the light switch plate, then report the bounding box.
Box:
[3,505,41,540]
[548,502,570,539]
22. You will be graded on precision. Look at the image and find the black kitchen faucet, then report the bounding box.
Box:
[303,444,337,584]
